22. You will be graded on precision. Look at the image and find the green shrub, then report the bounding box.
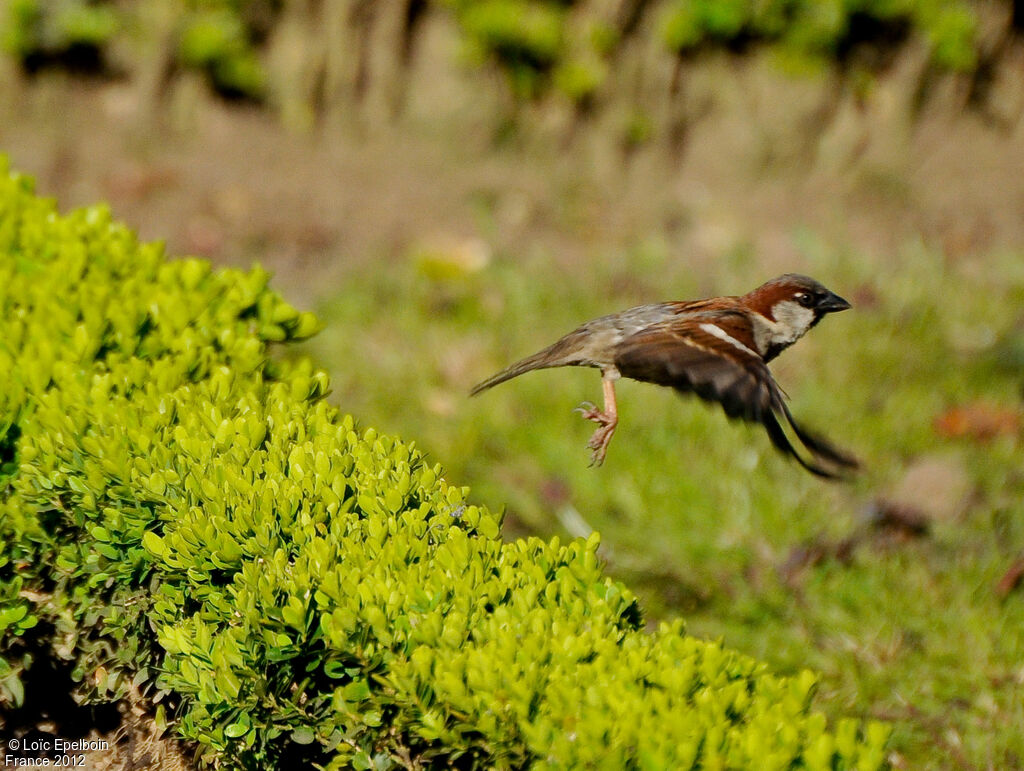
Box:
[0,0,265,94]
[0,157,890,767]
[0,0,118,57]
[0,1,984,109]
[177,6,266,97]
[445,0,568,98]
[661,0,977,71]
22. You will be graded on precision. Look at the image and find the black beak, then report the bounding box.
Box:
[817,291,851,314]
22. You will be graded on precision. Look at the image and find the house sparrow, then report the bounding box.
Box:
[471,274,859,477]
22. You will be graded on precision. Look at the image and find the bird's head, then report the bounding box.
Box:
[743,274,851,358]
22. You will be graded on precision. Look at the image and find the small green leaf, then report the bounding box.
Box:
[142,531,166,557]
[477,515,499,540]
[225,721,250,738]
[343,679,371,702]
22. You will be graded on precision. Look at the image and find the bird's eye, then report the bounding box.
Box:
[796,292,815,308]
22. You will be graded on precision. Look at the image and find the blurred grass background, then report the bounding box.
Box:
[2,0,1024,768]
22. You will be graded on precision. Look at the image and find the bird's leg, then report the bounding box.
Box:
[574,375,619,466]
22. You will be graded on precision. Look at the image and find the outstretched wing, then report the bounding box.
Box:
[613,313,858,478]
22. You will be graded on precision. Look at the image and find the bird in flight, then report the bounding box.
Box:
[471,274,859,478]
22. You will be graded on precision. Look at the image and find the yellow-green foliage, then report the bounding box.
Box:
[0,159,889,768]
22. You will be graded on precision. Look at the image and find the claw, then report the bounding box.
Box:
[575,402,613,426]
[586,428,607,450]
[586,424,616,466]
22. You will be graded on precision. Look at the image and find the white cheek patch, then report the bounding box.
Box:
[768,301,816,345]
[700,323,758,357]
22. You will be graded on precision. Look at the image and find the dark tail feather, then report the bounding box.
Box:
[760,401,860,480]
[762,410,843,479]
[778,401,861,471]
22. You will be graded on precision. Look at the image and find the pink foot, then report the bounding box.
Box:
[574,402,618,466]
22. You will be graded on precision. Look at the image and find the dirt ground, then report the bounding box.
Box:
[1,25,1023,769]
